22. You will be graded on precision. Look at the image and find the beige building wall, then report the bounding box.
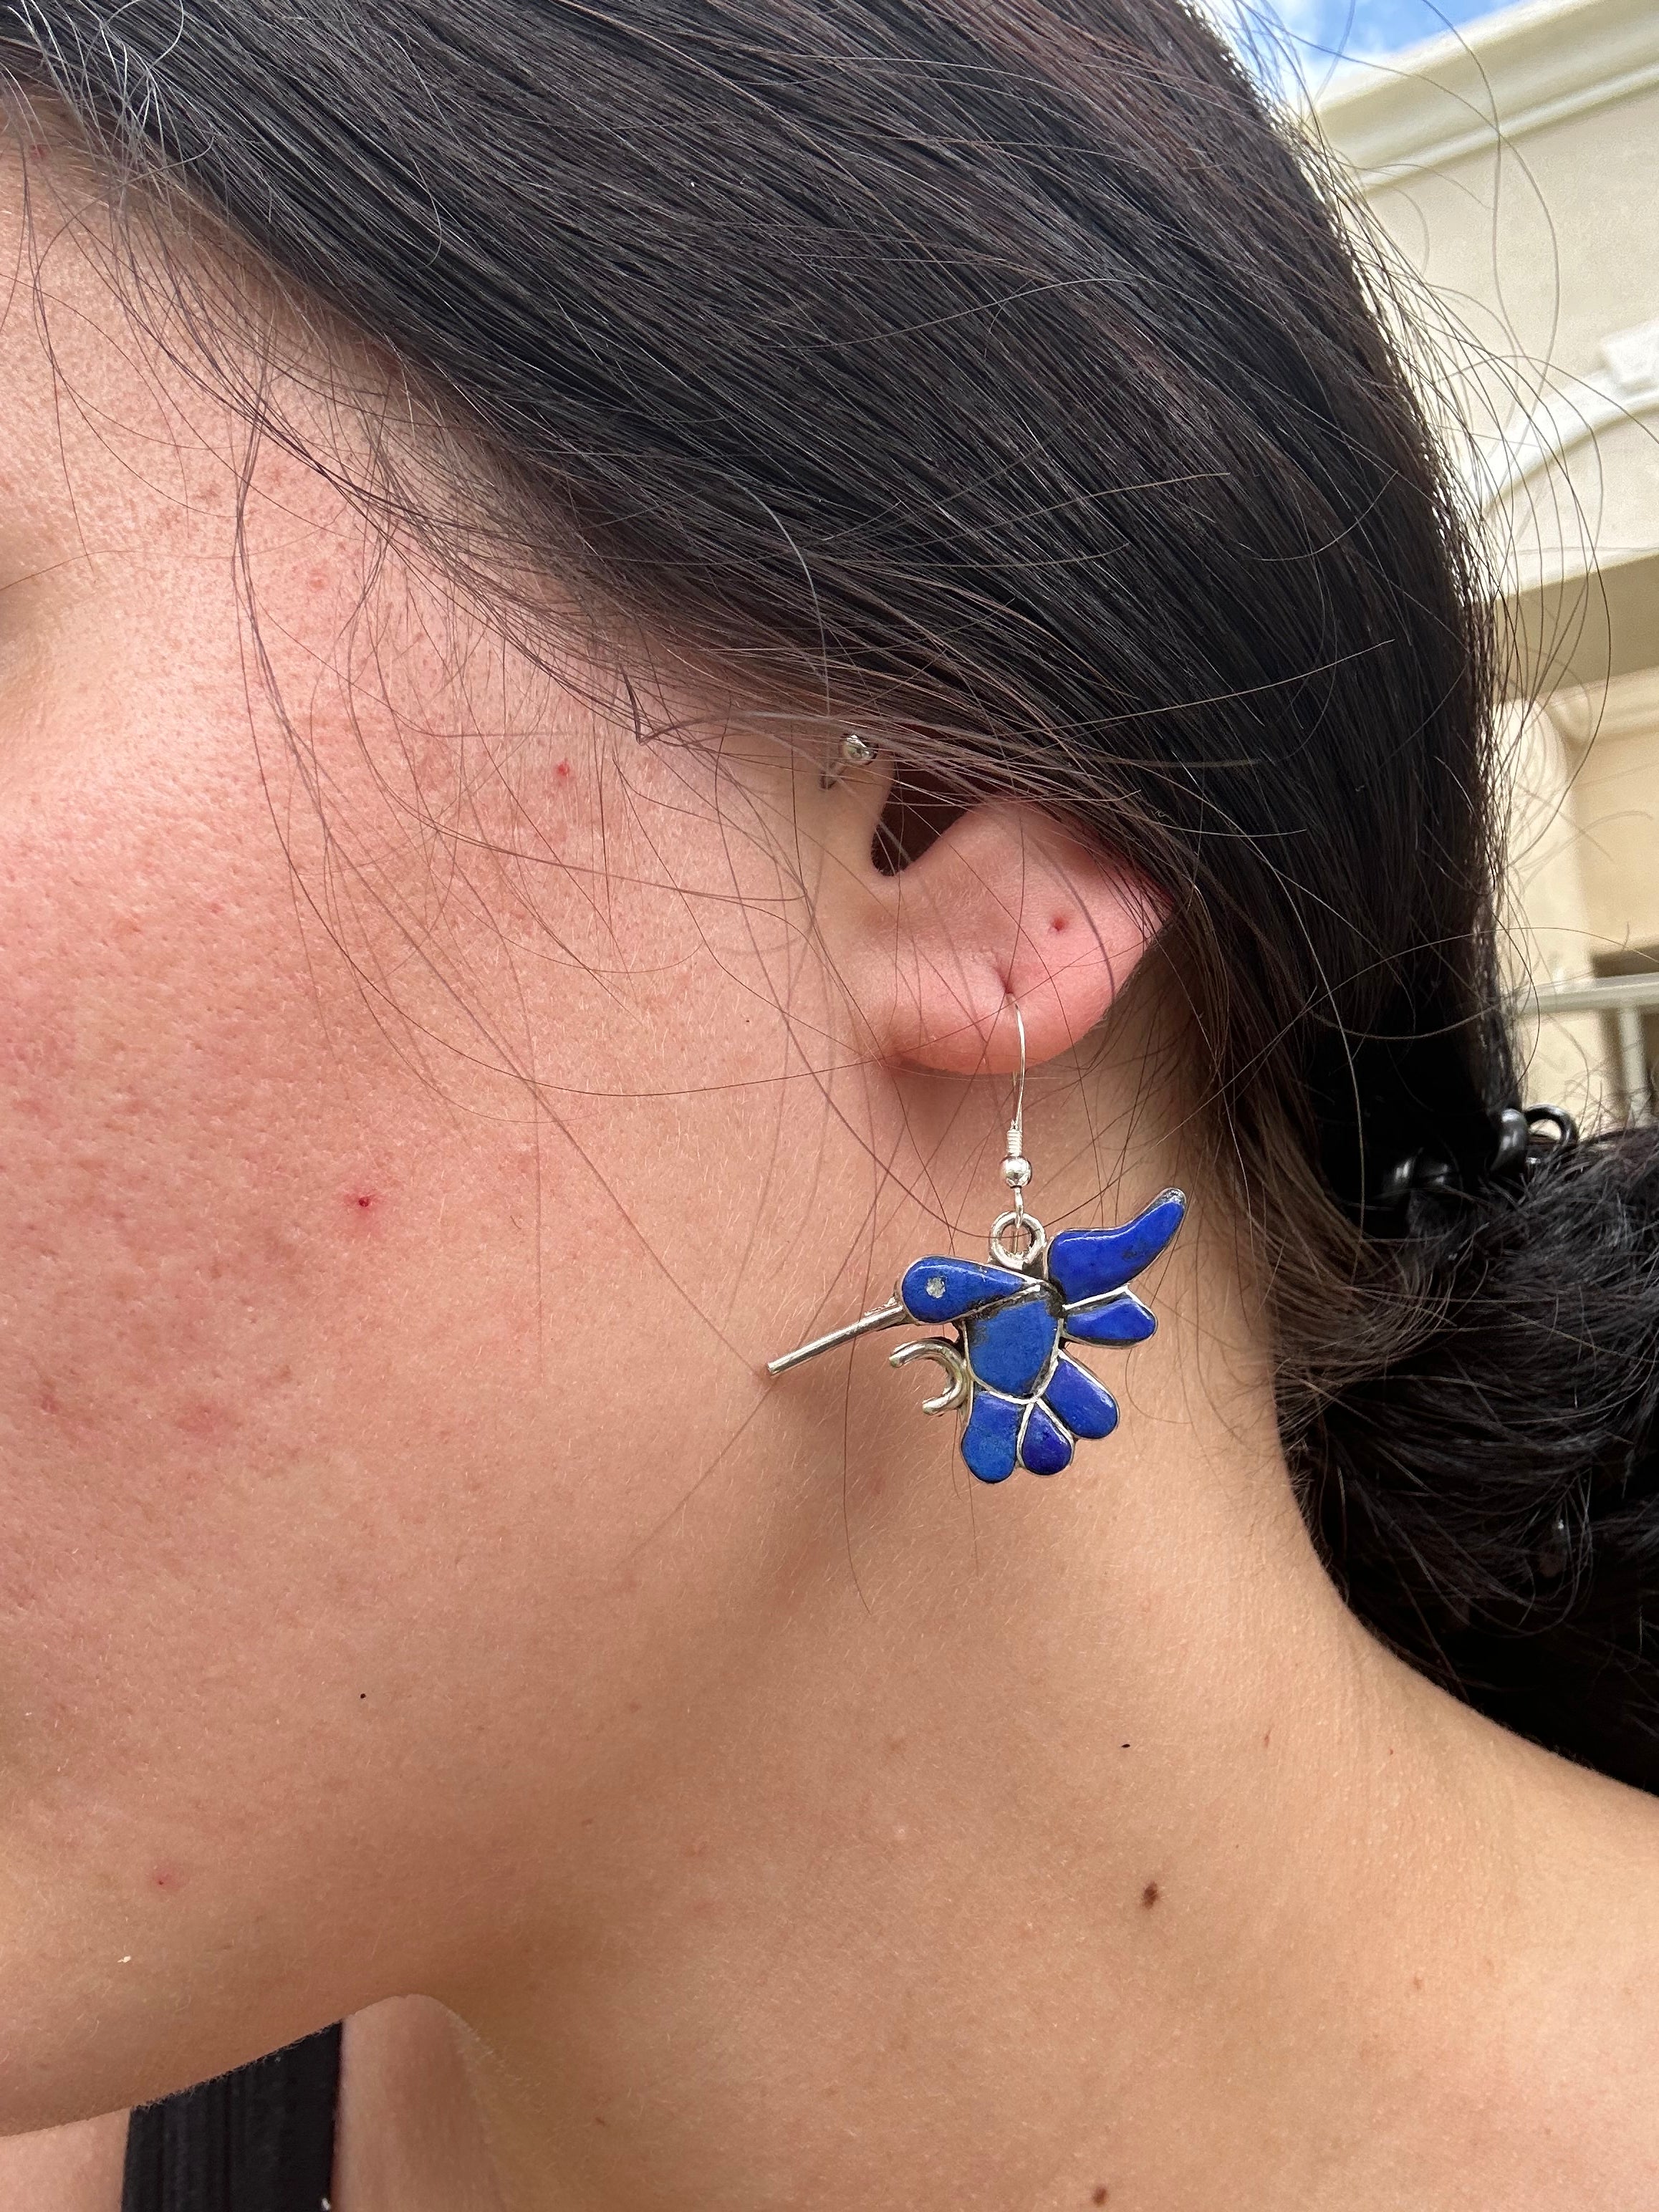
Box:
[1316,0,1659,1123]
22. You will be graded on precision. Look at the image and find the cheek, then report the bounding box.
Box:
[0,784,301,1610]
[0,612,818,2115]
[0,689,764,1870]
[0,727,540,1797]
[0,710,652,2090]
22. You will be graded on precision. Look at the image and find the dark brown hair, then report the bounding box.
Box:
[7,0,1659,1784]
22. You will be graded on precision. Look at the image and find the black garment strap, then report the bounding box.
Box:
[122,2024,342,2212]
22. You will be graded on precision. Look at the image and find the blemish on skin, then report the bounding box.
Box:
[1411,1973,1423,1991]
[1050,913,1069,933]
[151,1867,182,1892]
[175,1395,237,1443]
[1094,2190,1110,2206]
[1262,1728,1271,1748]
[893,1823,910,1844]
[1141,1881,1160,1909]
[347,1191,378,1212]
[886,1733,907,1757]
[556,759,572,779]
[1120,1742,1131,1750]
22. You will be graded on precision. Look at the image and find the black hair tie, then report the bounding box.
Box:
[1378,1102,1579,1212]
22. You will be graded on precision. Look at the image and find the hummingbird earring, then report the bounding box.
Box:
[767,1004,1186,1482]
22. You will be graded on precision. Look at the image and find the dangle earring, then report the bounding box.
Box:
[767,1004,1187,1482]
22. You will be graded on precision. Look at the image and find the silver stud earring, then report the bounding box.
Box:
[822,729,878,787]
[768,1002,1186,1482]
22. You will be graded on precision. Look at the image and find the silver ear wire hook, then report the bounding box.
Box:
[986,999,1042,1271]
[1002,999,1032,1223]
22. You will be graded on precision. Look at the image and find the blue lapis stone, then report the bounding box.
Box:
[900,1255,1029,1324]
[1019,1400,1074,1475]
[965,1295,1059,1395]
[1063,1291,1156,1346]
[872,1188,1183,1482]
[1048,1190,1186,1304]
[1042,1355,1119,1440]
[961,1391,1022,1483]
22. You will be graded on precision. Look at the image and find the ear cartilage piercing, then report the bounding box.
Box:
[822,729,879,786]
[766,1004,1186,1483]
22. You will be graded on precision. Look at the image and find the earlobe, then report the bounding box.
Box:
[850,799,1162,1075]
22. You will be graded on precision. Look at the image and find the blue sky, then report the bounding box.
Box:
[1244,0,1512,69]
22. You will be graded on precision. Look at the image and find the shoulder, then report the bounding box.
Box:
[0,2112,127,2211]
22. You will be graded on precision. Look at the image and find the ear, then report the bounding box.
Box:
[832,792,1163,1076]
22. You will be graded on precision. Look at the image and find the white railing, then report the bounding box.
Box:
[1526,971,1659,1118]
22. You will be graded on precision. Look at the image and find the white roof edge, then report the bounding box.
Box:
[1312,0,1659,183]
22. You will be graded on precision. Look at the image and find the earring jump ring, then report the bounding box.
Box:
[989,1208,1047,1271]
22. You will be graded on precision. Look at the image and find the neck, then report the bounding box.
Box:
[348,1204,1659,2212]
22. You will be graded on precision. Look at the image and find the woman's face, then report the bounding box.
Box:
[0,133,965,2127]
